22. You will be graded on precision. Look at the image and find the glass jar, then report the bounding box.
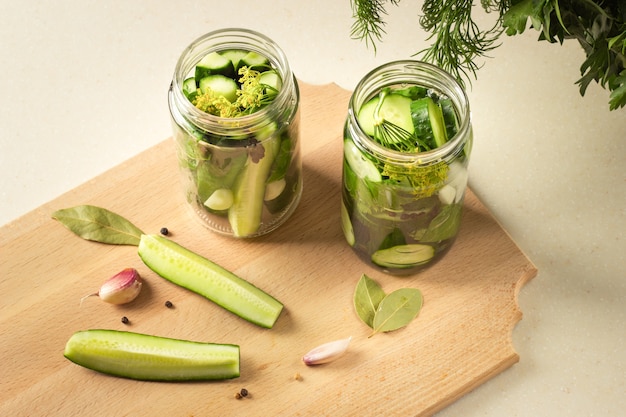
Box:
[168,28,302,238]
[342,60,473,274]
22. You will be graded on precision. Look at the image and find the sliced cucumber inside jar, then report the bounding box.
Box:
[371,244,435,269]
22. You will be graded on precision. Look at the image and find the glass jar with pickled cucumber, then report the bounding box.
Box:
[168,28,301,238]
[342,61,472,274]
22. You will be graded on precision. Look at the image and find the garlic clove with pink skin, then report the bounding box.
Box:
[302,336,352,366]
[81,268,143,305]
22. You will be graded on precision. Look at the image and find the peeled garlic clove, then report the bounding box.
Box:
[204,188,234,211]
[264,178,286,201]
[302,336,352,366]
[81,268,142,305]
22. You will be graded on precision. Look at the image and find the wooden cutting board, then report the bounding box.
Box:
[0,82,537,417]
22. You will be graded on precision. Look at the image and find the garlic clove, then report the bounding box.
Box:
[302,336,352,366]
[81,268,143,305]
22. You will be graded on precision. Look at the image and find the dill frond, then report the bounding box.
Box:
[350,0,401,52]
[416,0,506,87]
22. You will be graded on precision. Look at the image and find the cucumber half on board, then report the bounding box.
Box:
[138,234,284,328]
[64,329,240,381]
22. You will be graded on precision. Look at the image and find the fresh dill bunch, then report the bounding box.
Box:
[382,160,449,198]
[350,0,505,85]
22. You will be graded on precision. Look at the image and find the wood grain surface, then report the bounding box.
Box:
[0,82,537,417]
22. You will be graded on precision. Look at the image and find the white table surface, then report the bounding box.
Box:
[1,1,624,415]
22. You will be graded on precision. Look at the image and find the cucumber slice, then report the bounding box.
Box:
[198,75,238,103]
[182,77,197,97]
[240,51,269,70]
[64,329,240,381]
[138,234,283,328]
[259,71,282,98]
[343,139,382,182]
[195,51,235,81]
[219,49,249,72]
[371,244,435,269]
[428,98,448,147]
[410,97,449,149]
[356,97,379,136]
[411,97,435,146]
[357,93,414,138]
[440,99,459,140]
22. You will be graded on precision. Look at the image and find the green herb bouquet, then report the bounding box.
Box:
[351,0,626,110]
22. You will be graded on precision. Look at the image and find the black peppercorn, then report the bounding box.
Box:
[121,316,129,324]
[165,300,173,308]
[240,388,248,397]
[160,227,169,236]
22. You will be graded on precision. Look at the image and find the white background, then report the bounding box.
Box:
[1,1,625,415]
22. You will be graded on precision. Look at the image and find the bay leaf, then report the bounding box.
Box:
[52,205,144,246]
[353,274,386,328]
[420,203,462,242]
[378,227,406,251]
[371,288,423,336]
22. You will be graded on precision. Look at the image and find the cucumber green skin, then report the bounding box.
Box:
[138,234,284,328]
[219,49,248,72]
[195,51,235,81]
[427,99,448,147]
[64,329,240,381]
[411,98,435,146]
[241,51,269,70]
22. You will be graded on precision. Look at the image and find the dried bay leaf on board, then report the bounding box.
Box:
[354,274,387,328]
[52,205,144,245]
[371,288,423,336]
